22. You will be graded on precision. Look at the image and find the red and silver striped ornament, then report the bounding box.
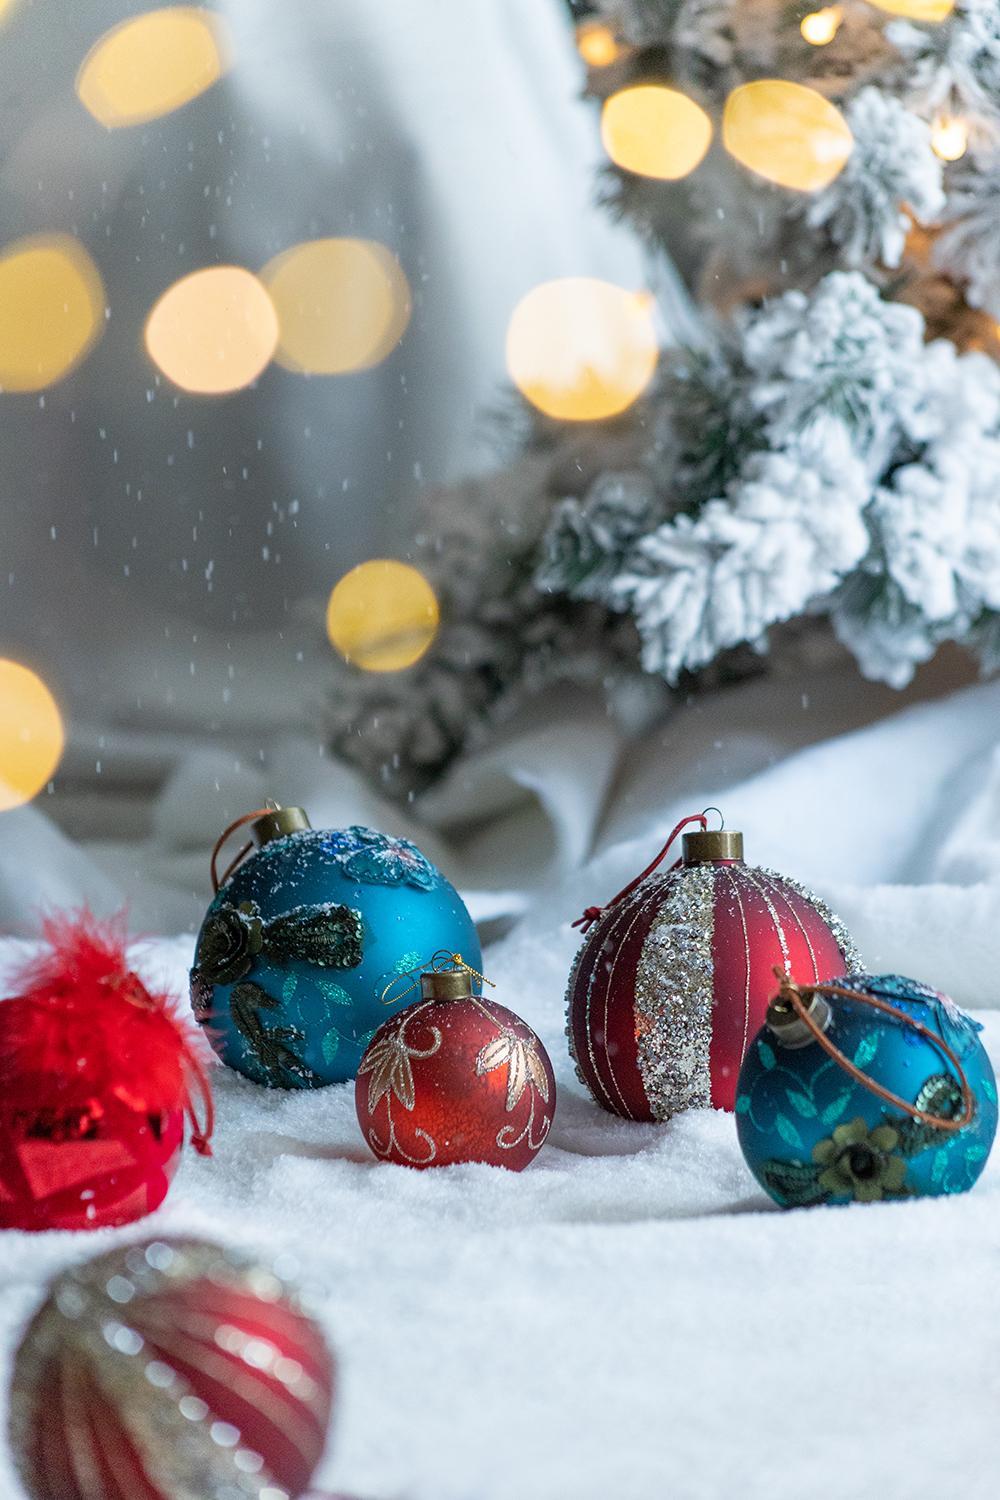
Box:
[10,1238,335,1500]
[567,816,861,1121]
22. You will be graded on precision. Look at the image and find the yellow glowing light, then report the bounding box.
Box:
[327,561,440,673]
[506,278,658,423]
[723,80,854,192]
[261,238,411,376]
[0,234,105,393]
[931,114,969,161]
[601,85,713,181]
[0,0,17,26]
[76,6,229,129]
[0,661,64,813]
[145,266,278,394]
[577,21,620,68]
[800,6,843,44]
[865,0,954,19]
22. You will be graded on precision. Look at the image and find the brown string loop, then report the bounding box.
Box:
[775,971,976,1133]
[210,805,279,893]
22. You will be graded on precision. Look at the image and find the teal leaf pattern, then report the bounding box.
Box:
[735,1094,751,1115]
[853,1033,879,1068]
[321,1028,341,1066]
[316,978,353,1007]
[821,1091,854,1125]
[775,1114,804,1150]
[787,1092,817,1119]
[757,1041,777,1071]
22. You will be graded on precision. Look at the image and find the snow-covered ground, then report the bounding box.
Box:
[1,669,999,1498]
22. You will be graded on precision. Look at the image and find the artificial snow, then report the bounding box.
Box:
[1,672,999,1498]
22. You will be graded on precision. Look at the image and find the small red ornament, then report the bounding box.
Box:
[10,1237,335,1500]
[0,912,213,1231]
[567,813,862,1120]
[356,960,555,1170]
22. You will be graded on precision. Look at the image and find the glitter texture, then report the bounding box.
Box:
[10,1238,334,1500]
[765,870,863,976]
[633,865,716,1120]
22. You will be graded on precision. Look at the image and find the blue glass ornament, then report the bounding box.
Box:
[736,973,998,1207]
[190,810,481,1088]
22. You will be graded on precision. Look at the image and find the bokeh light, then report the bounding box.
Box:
[931,114,969,161]
[76,7,230,129]
[601,85,713,181]
[577,22,620,68]
[261,238,411,375]
[723,80,854,192]
[506,278,658,422]
[800,7,843,44]
[866,0,953,18]
[0,661,64,813]
[327,561,440,673]
[145,266,279,394]
[0,0,17,27]
[0,234,105,393]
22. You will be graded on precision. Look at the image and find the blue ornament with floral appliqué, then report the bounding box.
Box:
[736,973,998,1207]
[190,810,481,1088]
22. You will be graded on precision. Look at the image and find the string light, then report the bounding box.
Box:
[506,277,658,422]
[931,114,969,161]
[865,0,954,18]
[800,6,843,45]
[0,234,105,393]
[601,85,713,181]
[145,266,278,394]
[0,660,64,813]
[576,21,620,68]
[723,79,854,192]
[261,238,411,375]
[326,561,439,673]
[76,7,230,129]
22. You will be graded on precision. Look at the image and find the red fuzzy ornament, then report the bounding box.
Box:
[10,1237,335,1500]
[0,912,213,1231]
[356,962,555,1170]
[567,814,862,1121]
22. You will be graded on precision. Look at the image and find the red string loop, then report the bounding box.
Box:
[210,808,277,893]
[572,811,709,934]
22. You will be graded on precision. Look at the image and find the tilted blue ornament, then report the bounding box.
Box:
[190,814,480,1088]
[736,973,998,1207]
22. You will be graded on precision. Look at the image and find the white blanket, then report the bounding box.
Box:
[0,668,999,1498]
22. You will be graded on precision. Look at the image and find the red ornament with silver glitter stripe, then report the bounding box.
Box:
[10,1238,335,1500]
[566,814,861,1120]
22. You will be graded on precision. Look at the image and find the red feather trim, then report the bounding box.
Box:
[0,911,214,1155]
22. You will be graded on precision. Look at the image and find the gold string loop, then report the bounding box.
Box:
[380,949,495,1006]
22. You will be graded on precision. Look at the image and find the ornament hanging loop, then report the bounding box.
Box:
[380,950,495,1008]
[773,970,976,1133]
[210,802,282,892]
[573,811,709,933]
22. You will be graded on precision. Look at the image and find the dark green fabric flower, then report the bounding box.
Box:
[195,901,264,985]
[812,1117,907,1203]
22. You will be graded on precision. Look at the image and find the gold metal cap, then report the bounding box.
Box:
[682,829,744,864]
[250,806,312,848]
[766,988,832,1050]
[420,968,473,1002]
